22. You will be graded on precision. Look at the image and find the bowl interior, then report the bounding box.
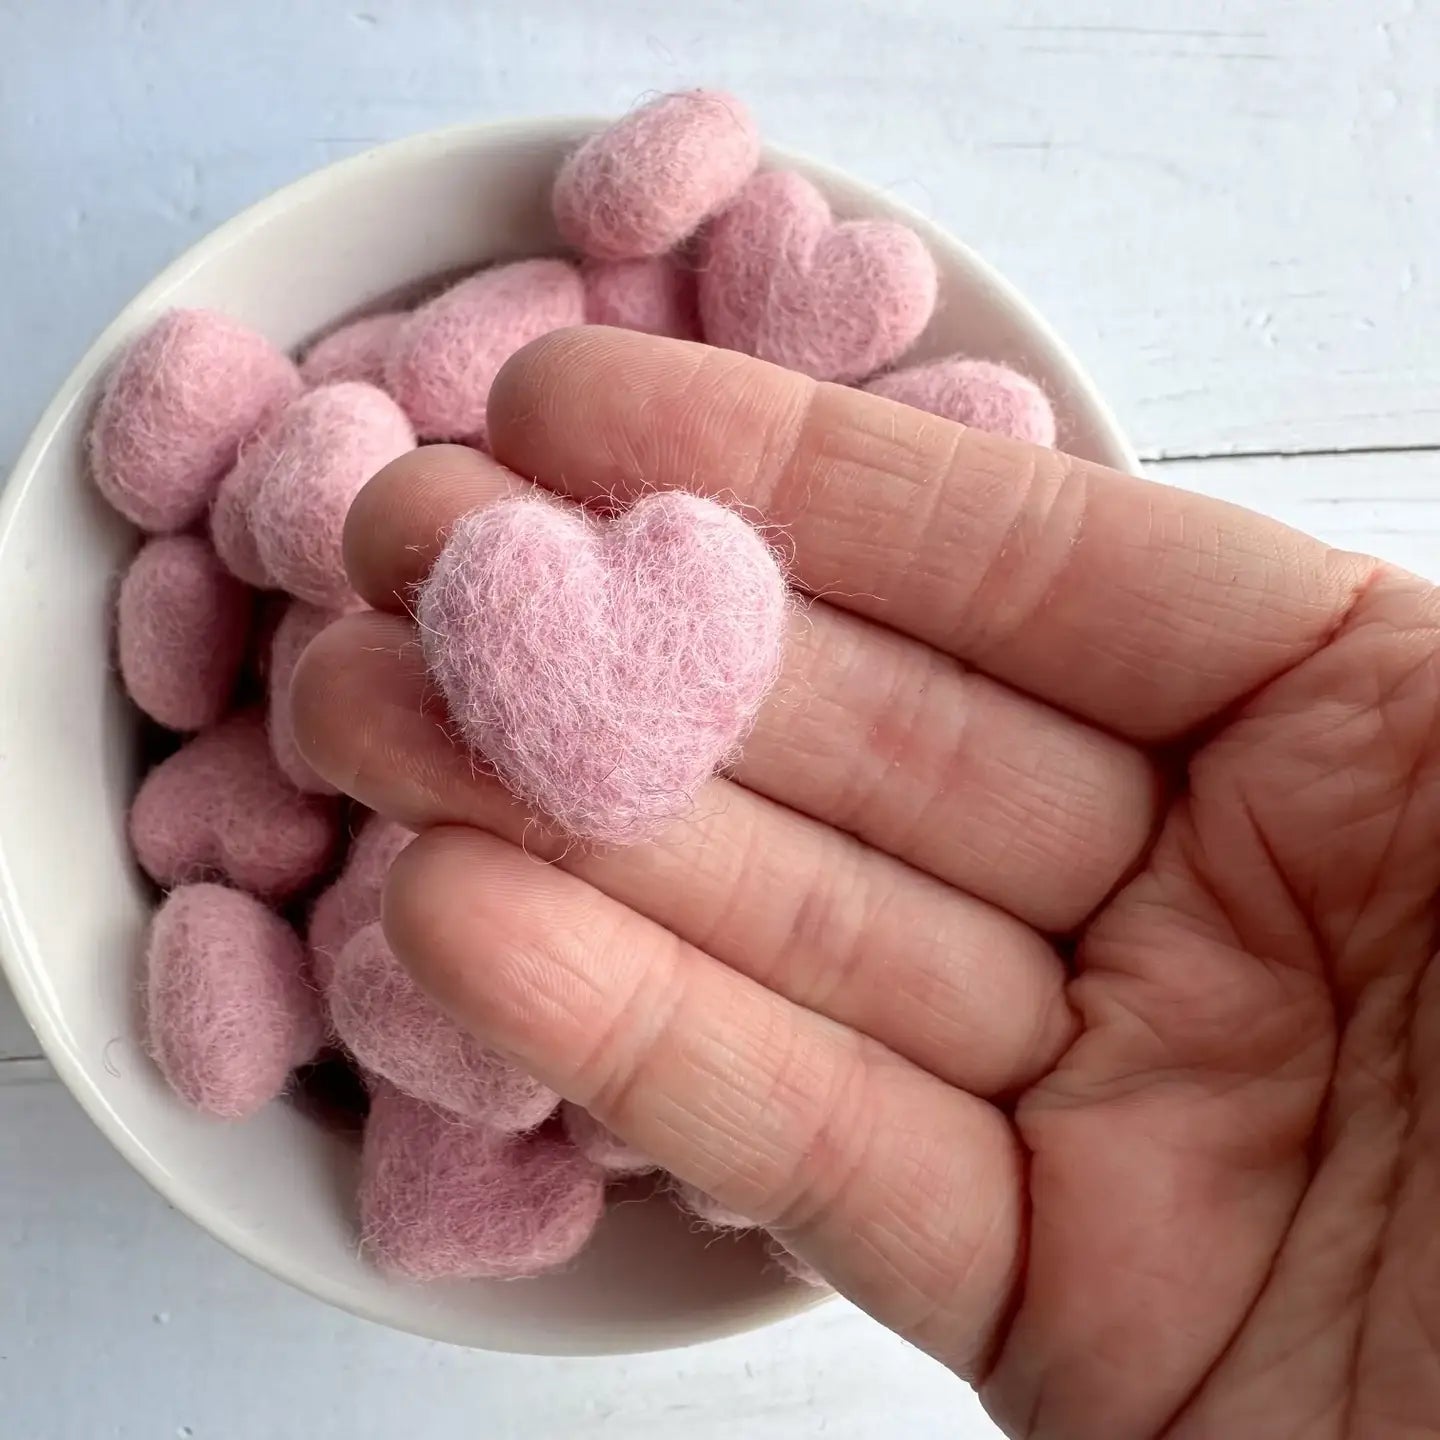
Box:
[0,118,1134,1354]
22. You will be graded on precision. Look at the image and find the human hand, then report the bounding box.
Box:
[293,327,1440,1439]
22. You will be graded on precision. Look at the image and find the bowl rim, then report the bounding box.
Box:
[0,112,1137,1353]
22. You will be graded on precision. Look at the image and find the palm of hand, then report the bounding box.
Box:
[996,578,1440,1437]
[294,329,1440,1440]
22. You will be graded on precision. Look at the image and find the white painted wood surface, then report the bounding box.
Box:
[2,0,1438,1435]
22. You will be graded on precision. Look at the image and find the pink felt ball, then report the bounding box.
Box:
[418,492,788,844]
[91,309,302,533]
[267,600,345,794]
[145,883,324,1118]
[307,814,413,993]
[698,170,938,383]
[359,1083,606,1281]
[209,431,274,588]
[864,357,1057,447]
[130,709,340,900]
[560,1103,656,1177]
[116,534,253,731]
[299,312,406,389]
[328,922,558,1131]
[384,260,585,446]
[582,256,699,339]
[553,90,759,261]
[248,383,415,607]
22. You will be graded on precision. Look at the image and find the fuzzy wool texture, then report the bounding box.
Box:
[117,535,252,731]
[307,815,413,994]
[553,90,759,261]
[419,492,788,845]
[248,383,415,607]
[385,260,585,446]
[209,428,274,587]
[582,256,700,339]
[91,309,302,533]
[359,1083,605,1281]
[145,883,324,1119]
[299,312,406,390]
[559,1103,656,1176]
[698,170,938,383]
[672,1179,751,1230]
[328,922,558,1130]
[130,709,340,900]
[267,600,344,794]
[864,356,1057,447]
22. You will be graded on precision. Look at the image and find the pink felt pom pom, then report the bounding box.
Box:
[582,256,699,339]
[116,534,252,731]
[130,710,340,900]
[247,383,415,607]
[560,1103,656,1176]
[864,357,1057,447]
[698,170,938,383]
[299,312,406,389]
[145,883,323,1118]
[267,600,345,794]
[307,815,413,992]
[385,260,585,446]
[359,1082,606,1280]
[209,432,273,587]
[328,922,558,1130]
[90,309,302,534]
[418,492,788,844]
[553,90,759,261]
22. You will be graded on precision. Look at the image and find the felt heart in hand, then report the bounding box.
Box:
[698,170,938,383]
[418,491,788,844]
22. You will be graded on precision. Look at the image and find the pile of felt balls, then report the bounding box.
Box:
[93,90,1055,1287]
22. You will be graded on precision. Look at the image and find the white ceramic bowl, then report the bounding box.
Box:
[0,117,1137,1355]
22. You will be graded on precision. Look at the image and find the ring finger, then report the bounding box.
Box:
[293,610,1075,1095]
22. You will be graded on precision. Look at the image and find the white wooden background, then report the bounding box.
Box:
[3,2,1437,1435]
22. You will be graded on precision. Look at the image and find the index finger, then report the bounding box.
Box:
[487,327,1376,740]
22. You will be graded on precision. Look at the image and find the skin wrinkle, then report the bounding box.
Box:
[948,446,1085,665]
[1341,957,1438,1440]
[570,928,693,1122]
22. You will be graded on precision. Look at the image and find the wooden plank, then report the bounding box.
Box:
[1153,447,1440,581]
[1,0,1438,467]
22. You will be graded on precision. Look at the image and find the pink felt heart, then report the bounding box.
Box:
[385,259,585,446]
[553,89,760,262]
[698,170,938,383]
[418,491,788,844]
[865,356,1057,447]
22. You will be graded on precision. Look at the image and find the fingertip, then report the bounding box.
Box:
[288,608,418,793]
[488,327,783,493]
[378,822,449,968]
[380,825,550,1026]
[342,444,526,611]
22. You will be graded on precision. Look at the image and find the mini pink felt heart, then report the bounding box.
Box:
[553,89,760,262]
[698,170,938,383]
[418,491,788,844]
